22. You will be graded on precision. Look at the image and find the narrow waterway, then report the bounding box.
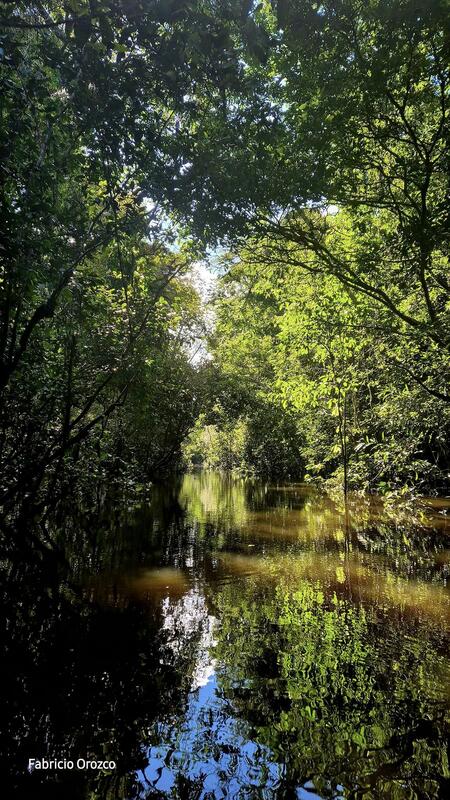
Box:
[2,472,450,799]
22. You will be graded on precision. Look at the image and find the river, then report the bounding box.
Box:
[2,472,450,799]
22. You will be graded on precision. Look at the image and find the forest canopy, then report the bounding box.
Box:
[1,0,449,520]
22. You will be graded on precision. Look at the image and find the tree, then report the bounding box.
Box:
[206,243,450,492]
[0,0,258,516]
[175,0,449,397]
[183,255,305,479]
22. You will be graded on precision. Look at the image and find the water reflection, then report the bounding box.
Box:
[1,472,449,799]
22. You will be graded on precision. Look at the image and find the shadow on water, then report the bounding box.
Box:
[1,472,450,799]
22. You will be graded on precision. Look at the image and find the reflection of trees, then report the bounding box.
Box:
[212,577,450,799]
[179,472,250,533]
[0,547,202,800]
[177,473,450,586]
[2,473,450,799]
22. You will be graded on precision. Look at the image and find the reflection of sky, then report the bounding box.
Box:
[140,670,284,798]
[137,586,284,797]
[128,470,450,799]
[137,588,343,799]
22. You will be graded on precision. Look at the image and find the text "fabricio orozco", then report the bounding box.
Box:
[28,758,117,771]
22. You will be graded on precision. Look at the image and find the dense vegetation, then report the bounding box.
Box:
[1,0,449,520]
[185,236,450,491]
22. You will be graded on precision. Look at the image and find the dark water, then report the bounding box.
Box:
[1,473,450,799]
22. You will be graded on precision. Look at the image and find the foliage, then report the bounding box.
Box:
[0,0,255,516]
[177,0,450,494]
[1,0,449,508]
[0,231,203,513]
[204,241,450,492]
